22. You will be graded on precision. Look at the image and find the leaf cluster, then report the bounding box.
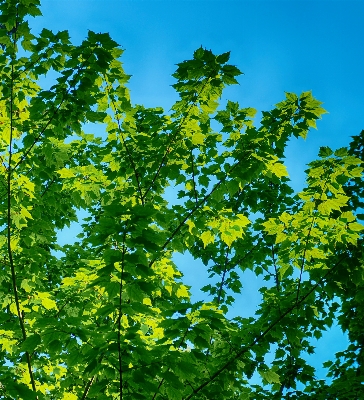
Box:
[0,1,363,399]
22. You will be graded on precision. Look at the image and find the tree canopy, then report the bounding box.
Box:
[0,1,363,399]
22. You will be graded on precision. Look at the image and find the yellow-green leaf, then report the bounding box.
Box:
[304,247,327,261]
[41,298,57,310]
[348,222,364,232]
[62,394,78,400]
[186,220,195,234]
[191,132,205,145]
[269,162,289,178]
[176,285,189,298]
[57,168,75,178]
[259,369,281,384]
[20,206,33,220]
[200,231,214,248]
[236,214,250,227]
[21,279,32,293]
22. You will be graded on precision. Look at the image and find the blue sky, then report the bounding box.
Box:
[31,0,364,192]
[28,0,364,385]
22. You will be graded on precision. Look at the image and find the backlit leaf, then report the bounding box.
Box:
[200,230,214,248]
[259,369,281,384]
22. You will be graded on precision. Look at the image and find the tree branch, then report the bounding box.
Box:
[183,252,349,399]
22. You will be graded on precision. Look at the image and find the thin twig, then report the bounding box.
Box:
[118,227,128,399]
[190,147,198,204]
[109,94,144,206]
[143,76,212,201]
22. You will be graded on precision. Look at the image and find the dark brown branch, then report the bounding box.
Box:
[80,375,95,400]
[7,13,38,397]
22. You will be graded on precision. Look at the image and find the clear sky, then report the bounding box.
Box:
[28,0,364,386]
[30,0,364,191]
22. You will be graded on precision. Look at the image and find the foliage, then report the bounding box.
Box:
[0,1,363,399]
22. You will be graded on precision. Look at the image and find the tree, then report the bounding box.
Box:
[0,0,363,399]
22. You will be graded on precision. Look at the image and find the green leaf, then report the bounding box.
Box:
[106,281,120,298]
[221,64,243,77]
[126,284,144,302]
[20,334,41,353]
[334,147,348,157]
[84,358,98,375]
[6,382,38,400]
[318,146,333,157]
[194,47,204,59]
[216,51,230,63]
[48,339,63,353]
[259,369,281,384]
